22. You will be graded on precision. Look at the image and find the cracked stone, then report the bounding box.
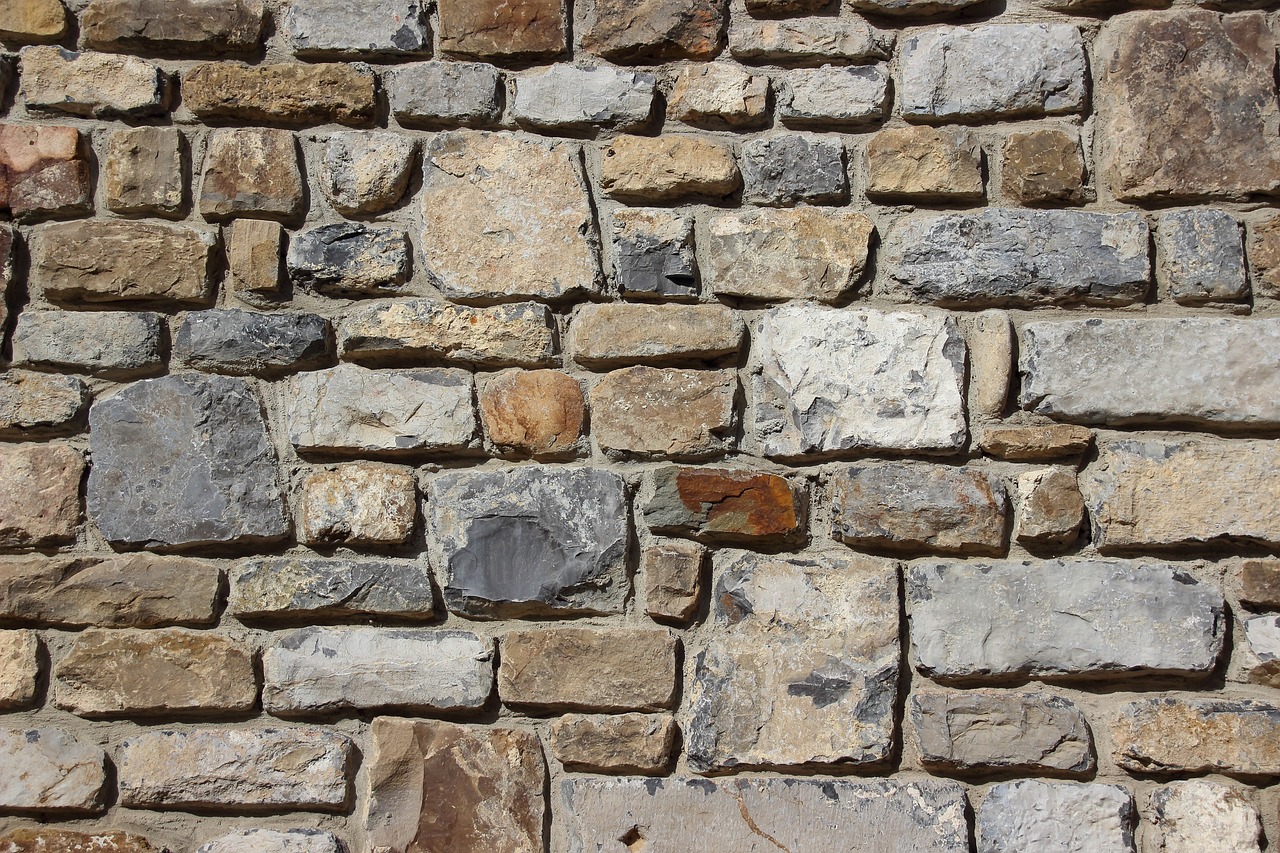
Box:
[549,714,675,774]
[610,207,699,299]
[1112,697,1280,776]
[740,134,847,206]
[287,223,411,296]
[977,781,1135,853]
[229,556,435,621]
[644,466,802,543]
[0,727,105,813]
[590,367,737,459]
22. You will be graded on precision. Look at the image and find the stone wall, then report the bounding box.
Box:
[0,0,1277,850]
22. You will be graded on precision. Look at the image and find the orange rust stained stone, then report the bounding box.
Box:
[479,369,584,456]
[645,466,802,542]
[438,0,566,59]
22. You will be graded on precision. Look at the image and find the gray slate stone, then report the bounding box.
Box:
[978,781,1135,853]
[908,559,1225,680]
[0,726,106,812]
[389,61,502,127]
[87,374,288,550]
[287,0,429,57]
[883,209,1150,307]
[1157,208,1247,304]
[174,309,331,376]
[611,208,698,299]
[778,65,889,127]
[11,311,164,379]
[740,134,846,206]
[512,65,655,130]
[196,829,344,853]
[428,465,628,618]
[229,557,436,621]
[287,223,410,296]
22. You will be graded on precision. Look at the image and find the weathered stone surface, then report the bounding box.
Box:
[287,223,410,295]
[321,131,415,215]
[1248,213,1280,298]
[299,463,417,547]
[1112,697,1280,776]
[642,539,703,622]
[263,627,493,714]
[900,24,1086,121]
[740,134,846,206]
[704,208,873,302]
[572,303,741,368]
[557,778,969,852]
[365,718,545,853]
[645,466,802,543]
[0,443,82,549]
[82,0,264,55]
[908,559,1225,680]
[117,727,352,809]
[0,728,105,813]
[286,0,428,57]
[590,367,737,459]
[1157,209,1247,304]
[513,65,655,131]
[388,61,501,129]
[550,714,675,773]
[1001,128,1085,205]
[195,830,343,853]
[977,781,1135,853]
[227,219,284,298]
[583,0,723,61]
[175,309,330,376]
[200,128,303,221]
[611,208,698,299]
[0,370,89,438]
[0,630,38,710]
[12,311,164,378]
[104,126,185,217]
[1015,467,1084,549]
[0,829,162,853]
[88,375,288,549]
[478,369,585,456]
[33,220,214,306]
[967,310,1011,421]
[1096,11,1280,201]
[286,364,475,456]
[0,124,91,219]
[601,135,739,202]
[745,0,824,11]
[422,131,599,301]
[751,306,966,457]
[0,227,10,333]
[20,47,166,118]
[429,466,626,617]
[668,63,768,128]
[979,424,1092,461]
[729,16,892,64]
[183,61,377,126]
[340,299,556,367]
[1241,560,1280,609]
[848,0,985,15]
[1241,615,1280,686]
[867,125,983,201]
[0,554,220,627]
[437,0,565,58]
[229,557,435,621]
[0,0,66,41]
[1148,780,1262,853]
[778,65,889,127]
[499,627,676,711]
[912,690,1094,774]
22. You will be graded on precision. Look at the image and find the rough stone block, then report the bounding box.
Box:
[286,0,428,57]
[977,781,1135,853]
[11,310,164,378]
[0,728,105,813]
[978,424,1092,461]
[200,128,303,221]
[848,0,984,14]
[1001,128,1085,205]
[0,830,161,852]
[195,830,343,853]
[0,123,91,219]
[778,65,889,127]
[644,466,802,543]
[1157,209,1247,305]
[729,17,892,64]
[590,367,737,459]
[104,126,185,217]
[601,135,740,202]
[668,63,768,128]
[642,539,703,623]
[1249,213,1280,298]
[0,226,11,333]
[227,219,284,298]
[610,208,698,299]
[437,0,565,58]
[0,0,66,41]
[0,443,82,549]
[19,47,166,118]
[1242,560,1280,609]
[82,0,265,55]
[581,0,724,61]
[321,131,416,215]
[572,303,741,368]
[550,714,675,774]
[0,370,89,438]
[388,61,502,127]
[339,299,556,367]
[1148,781,1262,853]
[229,556,435,621]
[740,134,846,206]
[513,65,655,131]
[1112,697,1280,776]
[174,309,331,376]
[867,125,983,201]
[1014,467,1084,549]
[1243,615,1280,686]
[478,369,585,456]
[0,630,38,710]
[287,223,411,295]
[183,61,376,126]
[298,463,417,547]
[966,310,1012,421]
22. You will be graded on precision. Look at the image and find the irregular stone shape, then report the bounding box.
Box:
[848,0,985,15]
[1241,615,1280,686]
[1096,11,1280,201]
[572,303,741,367]
[751,306,966,457]
[499,627,676,712]
[967,310,1012,421]
[195,830,343,853]
[422,131,599,301]
[388,62,501,130]
[611,207,698,299]
[0,443,82,549]
[1113,697,1280,776]
[104,126,185,217]
[174,309,330,376]
[687,550,898,772]
[339,299,555,368]
[288,223,410,296]
[88,374,287,549]
[11,310,164,379]
[645,466,802,543]
[908,559,1226,680]
[19,47,166,118]
[263,627,493,714]
[600,135,740,202]
[867,125,983,201]
[900,24,1086,121]
[1248,213,1280,298]
[740,134,846,206]
[0,630,38,709]
[729,17,893,64]
[365,718,545,853]
[298,463,417,546]
[0,0,66,41]
[321,131,415,215]
[285,364,475,456]
[979,424,1092,461]
[0,829,161,853]
[32,220,214,306]
[1001,128,1085,205]
[1148,780,1262,853]
[668,63,768,128]
[0,124,91,219]
[229,556,435,621]
[550,714,675,774]
[704,208,873,302]
[1084,437,1280,550]
[0,227,10,332]
[286,0,428,57]
[0,554,220,627]
[642,539,703,623]
[0,728,105,813]
[1015,467,1084,549]
[478,369,585,456]
[1242,560,1280,609]
[557,777,969,852]
[227,219,284,298]
[778,65,889,127]
[513,65,655,131]
[428,465,627,617]
[583,0,723,61]
[200,128,303,221]
[1157,209,1247,304]
[0,370,89,438]
[590,367,737,459]
[82,0,265,54]
[116,727,352,810]
[977,781,1135,853]
[437,0,565,58]
[183,61,376,126]
[912,690,1094,774]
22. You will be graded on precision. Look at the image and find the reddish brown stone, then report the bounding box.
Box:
[0,124,90,220]
[644,466,803,543]
[0,829,161,853]
[438,0,565,59]
[1001,128,1085,205]
[479,369,585,457]
[183,62,376,127]
[1242,559,1280,610]
[0,443,83,549]
[978,424,1093,461]
[582,0,725,62]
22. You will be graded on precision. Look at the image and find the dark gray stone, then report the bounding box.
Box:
[229,557,436,621]
[287,223,410,296]
[174,309,331,376]
[1157,208,1247,305]
[388,61,502,127]
[740,134,846,207]
[611,208,698,299]
[286,0,430,57]
[11,311,164,380]
[978,781,1135,853]
[87,374,289,550]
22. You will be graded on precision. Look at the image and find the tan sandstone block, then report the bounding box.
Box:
[479,369,585,457]
[0,630,39,710]
[1113,697,1280,776]
[104,126,185,217]
[590,366,737,459]
[582,0,724,62]
[642,539,704,623]
[571,303,743,368]
[298,463,417,547]
[1015,467,1084,549]
[867,125,983,201]
[978,424,1093,461]
[82,0,265,55]
[200,128,304,221]
[0,0,67,41]
[550,713,675,774]
[19,46,166,118]
[227,219,284,299]
[1002,128,1085,205]
[183,62,376,126]
[0,443,82,549]
[0,370,89,439]
[668,63,769,129]
[601,135,740,202]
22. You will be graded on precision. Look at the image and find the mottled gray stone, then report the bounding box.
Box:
[0,370,90,438]
[320,131,417,215]
[729,17,893,64]
[287,223,410,296]
[978,781,1135,853]
[512,65,655,130]
[229,557,435,621]
[287,0,429,57]
[1148,781,1262,853]
[1157,209,1248,304]
[388,61,502,127]
[338,299,556,367]
[0,727,106,813]
[87,374,288,550]
[908,559,1225,680]
[1243,614,1280,687]
[611,208,698,299]
[196,829,344,853]
[428,465,628,618]
[12,311,164,379]
[740,134,846,206]
[778,65,889,127]
[174,309,331,376]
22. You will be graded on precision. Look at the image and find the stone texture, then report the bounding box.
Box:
[321,131,416,215]
[285,364,475,456]
[0,0,66,41]
[0,830,161,853]
[590,367,737,459]
[1241,560,1280,609]
[499,627,677,711]
[0,227,10,333]
[88,374,288,549]
[582,0,724,61]
[478,369,585,456]
[884,210,1150,308]
[1157,209,1247,305]
[227,219,284,298]
[183,61,377,126]
[11,310,164,378]
[1001,128,1085,205]
[1015,467,1084,549]
[437,0,565,58]
[422,131,599,301]
[572,303,741,368]
[0,443,82,549]
[908,559,1226,680]
[549,714,675,773]
[263,627,493,714]
[388,61,502,128]
[642,539,703,622]
[900,24,1086,121]
[116,727,352,810]
[286,0,428,57]
[967,310,1012,421]
[1112,697,1280,776]
[1148,781,1262,853]
[644,466,802,543]
[287,223,411,295]
[912,690,1093,774]
[601,135,739,202]
[611,208,698,299]
[82,0,265,55]
[740,134,847,206]
[104,126,185,217]
[364,718,545,853]
[977,781,1135,853]
[848,0,985,15]
[0,728,105,813]
[0,630,38,710]
[298,463,417,546]
[979,424,1093,461]
[0,124,91,219]
[229,556,435,621]
[174,309,331,376]
[200,128,303,221]
[0,370,89,438]
[512,65,655,131]
[19,47,166,118]
[195,830,342,853]
[1248,213,1280,298]
[1240,615,1280,686]
[751,306,966,457]
[745,0,824,10]
[668,63,768,128]
[778,65,889,127]
[1096,11,1280,201]
[729,17,893,64]
[341,299,555,367]
[867,125,984,201]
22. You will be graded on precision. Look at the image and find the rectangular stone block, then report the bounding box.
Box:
[589,367,737,459]
[1148,781,1262,853]
[739,134,847,207]
[321,131,416,215]
[729,16,892,64]
[20,46,166,118]
[0,443,82,549]
[571,303,742,368]
[778,65,889,127]
[12,310,164,379]
[229,556,435,621]
[610,207,698,299]
[668,63,768,129]
[512,65,655,131]
[601,135,739,203]
[1156,209,1247,305]
[298,462,416,547]
[227,219,284,298]
[82,0,265,55]
[174,309,331,377]
[104,126,185,217]
[0,370,86,439]
[550,714,675,774]
[1112,697,1280,776]
[0,728,106,813]
[199,127,303,221]
[644,466,803,543]
[477,369,585,456]
[0,0,67,41]
[285,0,428,57]
[642,539,703,623]
[437,0,565,59]
[183,61,376,126]
[339,299,556,367]
[978,781,1135,853]
[581,0,724,62]
[388,61,502,127]
[0,630,38,710]
[0,123,91,220]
